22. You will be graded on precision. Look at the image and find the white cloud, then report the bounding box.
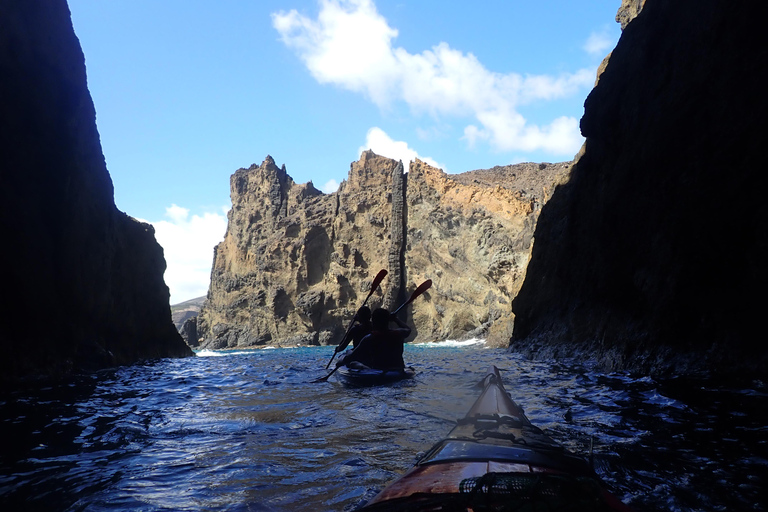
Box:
[272,0,399,105]
[584,28,615,57]
[321,179,340,193]
[272,0,594,157]
[165,204,190,224]
[468,113,583,154]
[359,127,445,173]
[146,204,228,304]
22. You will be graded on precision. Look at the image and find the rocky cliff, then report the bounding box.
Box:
[172,296,206,330]
[404,160,569,345]
[0,0,193,384]
[510,0,768,377]
[195,153,569,349]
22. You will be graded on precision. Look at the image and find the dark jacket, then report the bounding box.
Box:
[348,322,372,349]
[339,327,410,370]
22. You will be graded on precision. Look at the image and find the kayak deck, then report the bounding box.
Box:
[360,366,634,511]
[337,366,416,387]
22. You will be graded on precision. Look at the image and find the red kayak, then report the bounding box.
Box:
[360,365,634,511]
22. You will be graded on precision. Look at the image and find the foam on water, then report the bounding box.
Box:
[195,348,276,357]
[414,338,486,348]
[195,339,486,357]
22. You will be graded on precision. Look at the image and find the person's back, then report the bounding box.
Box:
[337,307,411,370]
[365,331,406,370]
[348,307,373,349]
[367,308,410,370]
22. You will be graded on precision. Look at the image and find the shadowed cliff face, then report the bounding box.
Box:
[0,0,192,384]
[511,0,768,377]
[196,152,569,349]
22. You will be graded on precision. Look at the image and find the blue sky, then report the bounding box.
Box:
[67,0,621,303]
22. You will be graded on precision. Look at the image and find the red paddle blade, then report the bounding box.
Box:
[371,269,387,292]
[411,279,432,299]
[393,279,433,315]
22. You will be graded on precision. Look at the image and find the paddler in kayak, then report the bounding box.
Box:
[328,306,372,367]
[344,306,372,349]
[336,307,411,370]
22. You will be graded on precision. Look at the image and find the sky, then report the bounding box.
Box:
[67,0,622,304]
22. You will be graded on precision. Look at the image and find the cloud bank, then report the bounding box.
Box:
[272,0,595,157]
[147,205,228,304]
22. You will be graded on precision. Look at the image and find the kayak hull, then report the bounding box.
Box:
[360,365,634,511]
[336,366,416,387]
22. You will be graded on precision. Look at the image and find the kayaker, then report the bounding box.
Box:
[336,307,411,370]
[343,306,372,349]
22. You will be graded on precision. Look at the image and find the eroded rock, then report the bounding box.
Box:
[197,151,569,349]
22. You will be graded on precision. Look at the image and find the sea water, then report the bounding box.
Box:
[1,341,766,512]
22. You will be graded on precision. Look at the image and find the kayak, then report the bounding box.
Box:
[359,365,634,511]
[337,366,416,387]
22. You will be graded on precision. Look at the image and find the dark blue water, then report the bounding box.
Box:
[1,341,766,512]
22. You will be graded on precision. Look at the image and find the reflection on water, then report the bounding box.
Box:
[1,343,766,512]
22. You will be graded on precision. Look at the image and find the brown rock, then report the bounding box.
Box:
[406,160,570,346]
[596,0,646,85]
[616,0,646,30]
[197,152,397,348]
[197,152,569,349]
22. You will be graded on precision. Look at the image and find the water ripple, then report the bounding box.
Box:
[1,344,766,511]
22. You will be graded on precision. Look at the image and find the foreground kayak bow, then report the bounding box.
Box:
[359,365,634,511]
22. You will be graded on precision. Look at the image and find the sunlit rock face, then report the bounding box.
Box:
[511,0,768,377]
[0,0,192,384]
[196,152,569,349]
[615,0,646,29]
[197,153,397,349]
[404,160,570,346]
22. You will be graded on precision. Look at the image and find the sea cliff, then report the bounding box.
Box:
[194,153,569,349]
[0,0,193,384]
[510,0,768,377]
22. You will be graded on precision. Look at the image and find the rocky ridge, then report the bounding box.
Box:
[172,296,206,330]
[194,153,569,349]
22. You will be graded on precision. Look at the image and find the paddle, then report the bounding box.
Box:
[391,279,432,316]
[311,364,342,384]
[324,269,388,369]
[311,279,432,383]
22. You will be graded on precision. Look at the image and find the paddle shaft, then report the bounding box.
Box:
[311,366,339,383]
